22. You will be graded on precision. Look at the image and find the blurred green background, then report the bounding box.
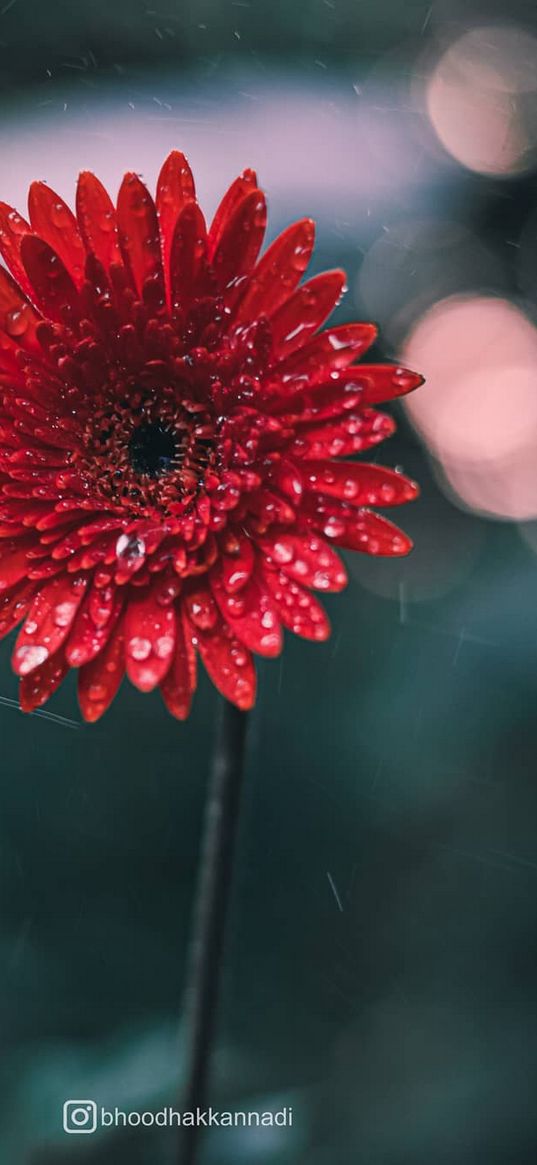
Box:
[1,0,537,1162]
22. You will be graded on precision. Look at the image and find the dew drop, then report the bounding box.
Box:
[271,539,294,565]
[343,480,359,500]
[51,202,67,228]
[392,368,416,390]
[328,333,349,351]
[156,580,181,606]
[234,677,251,702]
[100,210,115,233]
[116,533,146,564]
[323,517,346,538]
[155,635,174,659]
[53,601,76,627]
[128,636,151,661]
[5,306,30,337]
[260,631,280,651]
[17,644,48,674]
[225,595,244,619]
[225,568,249,592]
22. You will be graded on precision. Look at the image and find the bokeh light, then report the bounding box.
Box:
[403,295,537,519]
[425,25,537,175]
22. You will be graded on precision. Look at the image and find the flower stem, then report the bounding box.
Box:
[178,700,250,1165]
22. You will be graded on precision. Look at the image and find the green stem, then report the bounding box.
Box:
[178,700,250,1164]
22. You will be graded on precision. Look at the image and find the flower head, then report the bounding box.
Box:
[0,152,422,720]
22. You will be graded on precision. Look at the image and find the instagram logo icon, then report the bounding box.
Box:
[63,1100,97,1134]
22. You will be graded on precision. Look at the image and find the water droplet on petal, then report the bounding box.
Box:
[100,210,115,233]
[17,644,48,674]
[323,516,346,538]
[128,636,151,661]
[50,202,67,228]
[343,480,359,500]
[155,635,174,659]
[53,600,76,627]
[230,647,248,668]
[5,306,30,337]
[271,540,294,565]
[116,533,146,563]
[392,368,416,390]
[156,580,181,606]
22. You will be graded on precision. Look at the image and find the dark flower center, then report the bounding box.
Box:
[83,390,219,516]
[128,422,177,478]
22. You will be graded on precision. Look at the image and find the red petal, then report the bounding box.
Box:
[247,487,296,528]
[207,169,258,257]
[170,202,211,309]
[257,531,347,592]
[0,332,22,377]
[0,540,35,591]
[76,172,122,272]
[65,581,124,666]
[269,270,346,358]
[78,623,125,721]
[124,585,176,692]
[192,616,256,710]
[160,611,197,719]
[233,218,315,325]
[156,150,195,300]
[292,410,395,459]
[184,583,219,631]
[19,234,81,323]
[264,457,304,503]
[20,646,69,712]
[12,574,88,676]
[304,498,413,556]
[267,379,363,422]
[211,189,267,296]
[263,567,330,642]
[332,365,425,404]
[272,367,424,424]
[273,323,377,383]
[0,201,35,297]
[218,532,255,594]
[210,572,282,657]
[28,182,86,288]
[304,461,419,506]
[0,266,41,351]
[0,581,37,639]
[116,173,163,296]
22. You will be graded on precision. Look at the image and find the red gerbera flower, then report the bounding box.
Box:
[0,152,422,721]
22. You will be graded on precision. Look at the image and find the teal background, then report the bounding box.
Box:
[0,0,537,1162]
